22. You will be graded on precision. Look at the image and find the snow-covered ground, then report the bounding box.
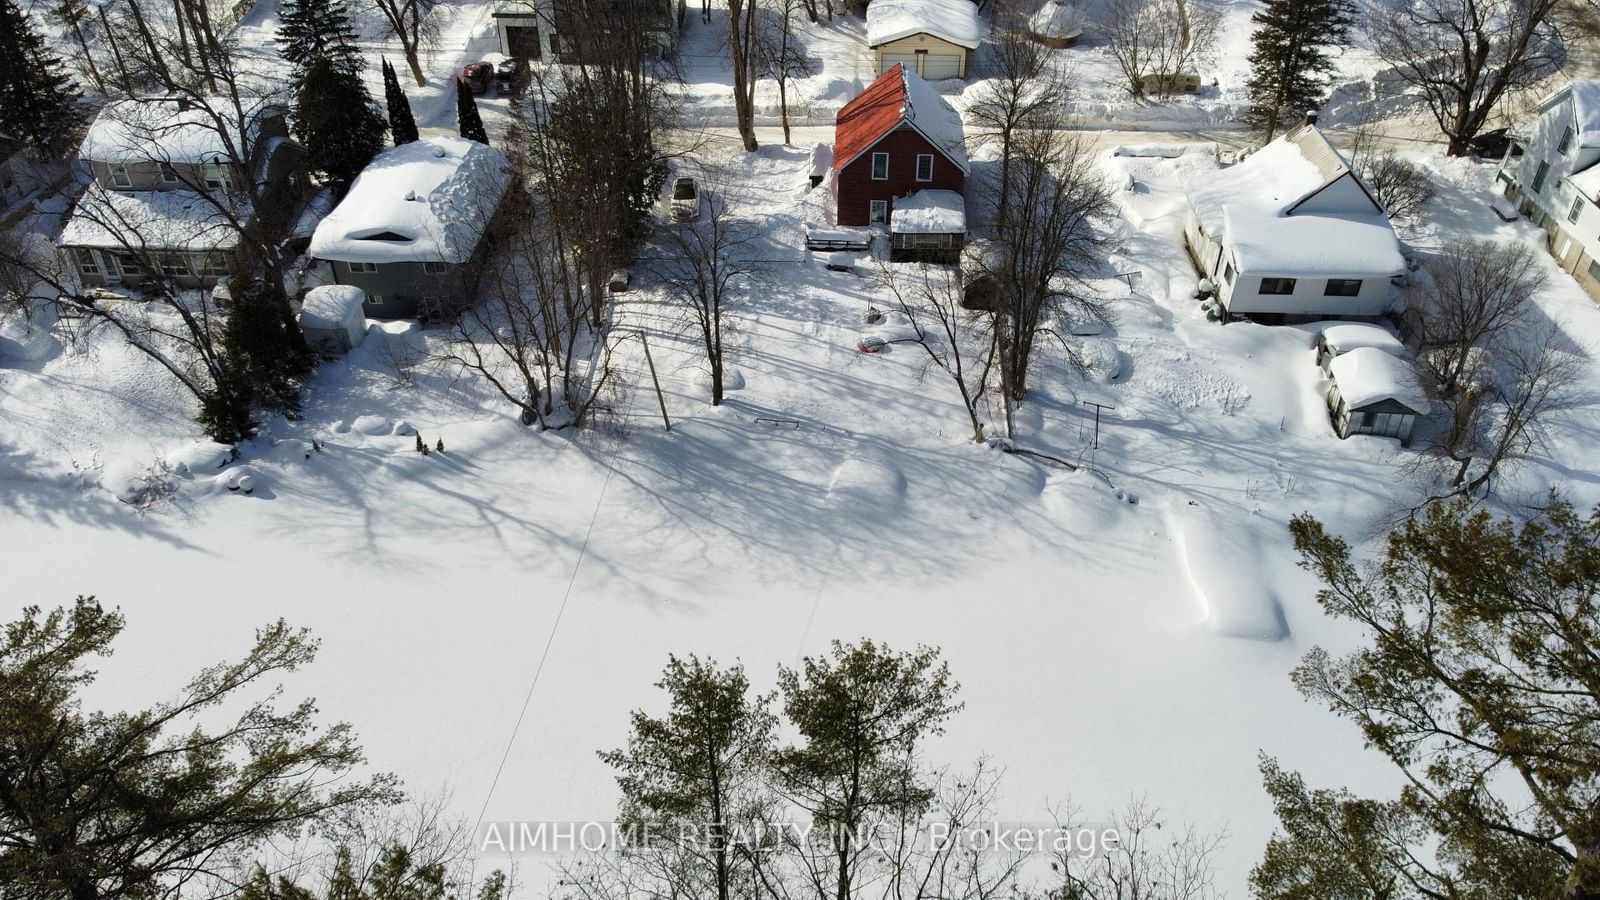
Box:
[11,130,1600,894]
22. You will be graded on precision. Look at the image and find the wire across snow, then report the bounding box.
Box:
[309,137,511,265]
[865,0,983,49]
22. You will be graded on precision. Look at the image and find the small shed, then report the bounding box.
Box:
[299,285,369,354]
[1315,322,1405,373]
[1326,347,1428,446]
[1027,0,1085,48]
[889,189,965,262]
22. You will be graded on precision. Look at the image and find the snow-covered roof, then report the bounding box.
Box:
[890,189,965,233]
[834,64,968,174]
[299,285,367,328]
[1189,125,1402,277]
[59,184,243,251]
[1330,347,1429,412]
[866,0,983,49]
[1570,164,1600,201]
[1028,0,1084,39]
[1537,79,1600,150]
[1224,207,1405,277]
[1321,323,1404,357]
[78,98,281,165]
[309,137,511,265]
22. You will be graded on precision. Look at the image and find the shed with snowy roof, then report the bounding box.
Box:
[865,0,981,79]
[1325,347,1428,445]
[832,64,967,228]
[298,285,369,354]
[1184,119,1405,323]
[889,189,964,261]
[309,136,512,320]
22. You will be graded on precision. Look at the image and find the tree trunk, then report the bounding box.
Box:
[405,43,427,86]
[779,78,791,144]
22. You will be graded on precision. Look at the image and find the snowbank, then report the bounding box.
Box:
[1170,506,1289,641]
[890,189,965,233]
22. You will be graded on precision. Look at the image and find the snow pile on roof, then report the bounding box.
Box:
[1330,347,1429,412]
[299,285,367,329]
[1223,207,1405,276]
[292,186,337,240]
[890,189,965,233]
[866,0,983,49]
[1028,0,1084,39]
[1320,323,1404,357]
[901,69,969,169]
[60,184,243,251]
[309,137,511,265]
[1188,125,1403,276]
[79,98,279,165]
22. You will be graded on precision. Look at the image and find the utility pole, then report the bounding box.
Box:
[637,331,672,432]
[1083,401,1116,450]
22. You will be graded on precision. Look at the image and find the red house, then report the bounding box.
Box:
[833,63,968,229]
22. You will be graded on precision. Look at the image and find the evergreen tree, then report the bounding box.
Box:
[382,59,419,146]
[0,0,83,155]
[1253,499,1600,899]
[276,0,363,75]
[599,657,776,900]
[220,277,314,425]
[0,599,398,900]
[293,56,386,187]
[1241,0,1355,142]
[455,77,489,145]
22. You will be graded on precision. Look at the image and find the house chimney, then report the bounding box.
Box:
[1304,110,1319,127]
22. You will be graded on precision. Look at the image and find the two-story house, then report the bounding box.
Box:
[57,98,303,291]
[308,136,512,320]
[833,62,968,242]
[1498,80,1600,304]
[1184,118,1407,323]
[492,0,682,63]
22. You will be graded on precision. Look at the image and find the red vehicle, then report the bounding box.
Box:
[459,62,493,95]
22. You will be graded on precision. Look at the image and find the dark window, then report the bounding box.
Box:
[1260,277,1297,295]
[1324,278,1362,296]
[349,261,379,273]
[1532,160,1551,192]
[1360,411,1375,428]
[110,165,132,187]
[1589,259,1600,281]
[424,261,448,274]
[915,154,933,181]
[159,163,180,184]
[1223,262,1235,284]
[1559,126,1574,155]
[869,199,888,224]
[75,249,100,274]
[1571,194,1585,223]
[871,152,889,180]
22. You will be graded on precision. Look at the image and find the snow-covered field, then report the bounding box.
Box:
[10,128,1600,894]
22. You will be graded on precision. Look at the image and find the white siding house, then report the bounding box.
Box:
[1497,80,1600,303]
[1184,121,1407,323]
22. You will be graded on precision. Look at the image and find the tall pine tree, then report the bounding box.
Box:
[382,59,419,146]
[0,0,83,155]
[219,276,313,425]
[293,56,387,187]
[1241,0,1355,143]
[276,0,363,75]
[455,77,488,145]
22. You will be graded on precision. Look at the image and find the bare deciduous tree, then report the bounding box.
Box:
[755,0,817,145]
[727,0,760,151]
[1371,0,1569,156]
[657,191,760,406]
[368,0,438,85]
[874,263,995,443]
[966,6,1069,232]
[1099,0,1219,99]
[1047,797,1225,900]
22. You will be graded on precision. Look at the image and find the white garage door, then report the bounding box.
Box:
[881,53,917,75]
[919,53,962,80]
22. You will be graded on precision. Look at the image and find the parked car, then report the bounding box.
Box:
[608,269,632,293]
[1468,128,1511,160]
[460,62,493,95]
[670,176,699,222]
[494,58,520,95]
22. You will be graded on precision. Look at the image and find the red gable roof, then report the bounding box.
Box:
[833,64,910,171]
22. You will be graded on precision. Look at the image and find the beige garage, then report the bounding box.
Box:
[866,0,981,80]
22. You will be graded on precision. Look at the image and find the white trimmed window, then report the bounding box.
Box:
[159,255,190,276]
[871,152,889,180]
[368,294,385,306]
[159,163,180,184]
[1570,194,1585,223]
[110,165,132,188]
[869,199,888,224]
[915,154,934,181]
[348,261,379,273]
[74,249,100,275]
[1559,126,1574,155]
